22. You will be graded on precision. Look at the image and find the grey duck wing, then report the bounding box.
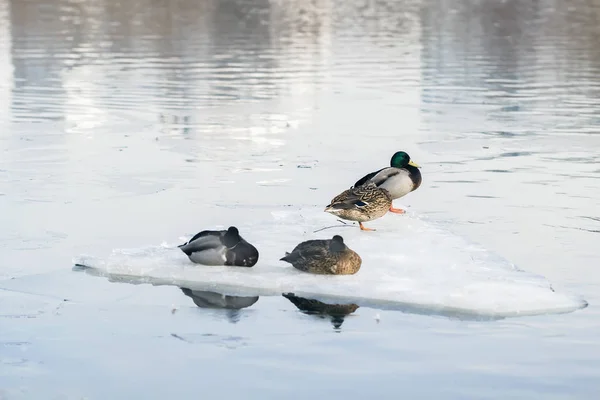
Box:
[182,230,225,246]
[178,235,224,256]
[353,167,386,188]
[368,167,402,185]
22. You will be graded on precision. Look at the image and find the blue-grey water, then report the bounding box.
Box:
[1,0,599,398]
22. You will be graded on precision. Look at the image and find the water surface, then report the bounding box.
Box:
[1,0,599,398]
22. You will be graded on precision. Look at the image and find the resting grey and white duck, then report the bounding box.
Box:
[280,235,362,275]
[352,151,422,214]
[178,226,259,267]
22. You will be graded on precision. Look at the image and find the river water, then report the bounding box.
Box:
[1,0,599,398]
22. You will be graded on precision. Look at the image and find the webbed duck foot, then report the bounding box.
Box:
[359,222,376,231]
[389,206,406,214]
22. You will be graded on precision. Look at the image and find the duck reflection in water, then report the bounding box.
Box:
[282,293,359,330]
[180,288,259,323]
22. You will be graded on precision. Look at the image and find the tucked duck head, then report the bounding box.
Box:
[329,235,346,252]
[223,226,241,248]
[391,151,420,168]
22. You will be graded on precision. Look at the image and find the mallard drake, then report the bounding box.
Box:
[324,182,392,231]
[280,235,362,275]
[178,226,259,267]
[353,151,421,214]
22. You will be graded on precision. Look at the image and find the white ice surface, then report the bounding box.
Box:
[73,207,587,319]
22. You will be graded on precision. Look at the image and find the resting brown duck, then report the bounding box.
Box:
[280,235,362,275]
